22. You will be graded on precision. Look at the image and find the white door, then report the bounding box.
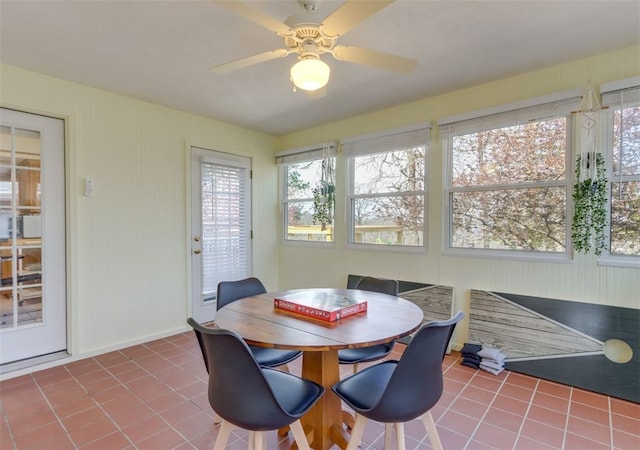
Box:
[0,108,66,364]
[190,147,252,323]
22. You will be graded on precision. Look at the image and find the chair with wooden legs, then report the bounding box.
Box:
[217,277,302,370]
[332,312,465,450]
[187,318,324,450]
[338,276,400,373]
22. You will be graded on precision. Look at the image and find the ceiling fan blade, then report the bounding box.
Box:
[321,0,395,37]
[333,45,417,73]
[211,0,293,36]
[210,49,290,74]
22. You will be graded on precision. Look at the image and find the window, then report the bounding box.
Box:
[343,125,430,249]
[439,92,582,258]
[277,143,336,243]
[601,78,640,262]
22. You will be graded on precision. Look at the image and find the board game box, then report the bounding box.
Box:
[274,291,367,322]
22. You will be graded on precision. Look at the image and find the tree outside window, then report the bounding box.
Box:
[283,158,335,242]
[350,147,426,247]
[447,115,571,255]
[609,103,640,256]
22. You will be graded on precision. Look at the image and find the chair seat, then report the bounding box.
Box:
[216,277,303,370]
[187,318,324,450]
[339,276,399,372]
[250,346,302,368]
[338,342,394,364]
[333,360,396,411]
[331,312,465,450]
[263,368,324,416]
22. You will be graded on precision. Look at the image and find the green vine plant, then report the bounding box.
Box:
[572,152,607,255]
[312,181,335,231]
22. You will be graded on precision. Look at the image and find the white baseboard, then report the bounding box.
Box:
[0,325,190,381]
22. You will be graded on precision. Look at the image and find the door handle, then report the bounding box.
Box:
[193,248,202,255]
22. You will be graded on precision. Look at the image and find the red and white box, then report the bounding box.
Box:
[274,291,367,322]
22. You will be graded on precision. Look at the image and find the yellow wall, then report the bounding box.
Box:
[1,45,638,358]
[1,64,280,356]
[277,45,640,346]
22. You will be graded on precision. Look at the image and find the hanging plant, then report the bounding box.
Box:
[312,153,335,231]
[312,180,335,231]
[572,152,607,255]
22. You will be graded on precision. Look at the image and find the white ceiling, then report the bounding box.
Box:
[1,0,638,135]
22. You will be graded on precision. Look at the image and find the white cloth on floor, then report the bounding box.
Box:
[478,347,506,363]
[480,363,505,375]
[479,359,504,370]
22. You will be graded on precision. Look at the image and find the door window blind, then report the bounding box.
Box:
[200,160,249,298]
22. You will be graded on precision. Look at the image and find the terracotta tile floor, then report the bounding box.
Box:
[1,331,639,449]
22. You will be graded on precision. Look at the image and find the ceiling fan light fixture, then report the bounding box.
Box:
[290,58,330,91]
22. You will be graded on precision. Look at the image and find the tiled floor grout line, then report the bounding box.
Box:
[101,348,215,450]
[31,368,85,449]
[511,376,541,450]
[64,357,135,450]
[561,386,573,449]
[133,339,292,450]
[463,369,511,450]
[94,351,159,448]
[608,395,615,450]
[57,348,187,450]
[3,336,637,450]
[435,357,480,448]
[434,357,512,449]
[1,389,18,448]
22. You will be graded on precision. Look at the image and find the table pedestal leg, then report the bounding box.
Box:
[301,350,345,450]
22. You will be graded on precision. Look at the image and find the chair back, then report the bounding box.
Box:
[216,277,266,310]
[355,276,399,296]
[186,318,298,430]
[368,311,464,422]
[190,318,210,374]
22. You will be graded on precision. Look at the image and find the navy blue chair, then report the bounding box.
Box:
[338,276,400,373]
[217,277,302,370]
[187,318,324,450]
[332,311,465,450]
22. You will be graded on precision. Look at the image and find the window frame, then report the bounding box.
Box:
[439,90,582,262]
[343,124,430,252]
[277,143,337,246]
[598,77,640,268]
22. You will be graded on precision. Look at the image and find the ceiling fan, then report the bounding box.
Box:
[209,0,417,93]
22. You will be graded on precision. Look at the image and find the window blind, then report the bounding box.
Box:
[438,92,582,136]
[342,124,431,157]
[200,160,249,296]
[275,142,337,165]
[601,77,640,107]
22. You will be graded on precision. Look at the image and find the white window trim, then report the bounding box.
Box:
[441,91,581,260]
[598,78,640,267]
[277,142,337,246]
[344,124,431,252]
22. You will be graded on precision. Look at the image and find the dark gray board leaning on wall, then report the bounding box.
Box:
[468,290,639,403]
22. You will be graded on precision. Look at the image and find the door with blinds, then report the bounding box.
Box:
[190,147,252,323]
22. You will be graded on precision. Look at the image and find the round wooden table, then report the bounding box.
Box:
[213,288,424,450]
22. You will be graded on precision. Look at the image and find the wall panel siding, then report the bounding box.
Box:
[1,64,279,356]
[278,45,640,349]
[1,45,637,361]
